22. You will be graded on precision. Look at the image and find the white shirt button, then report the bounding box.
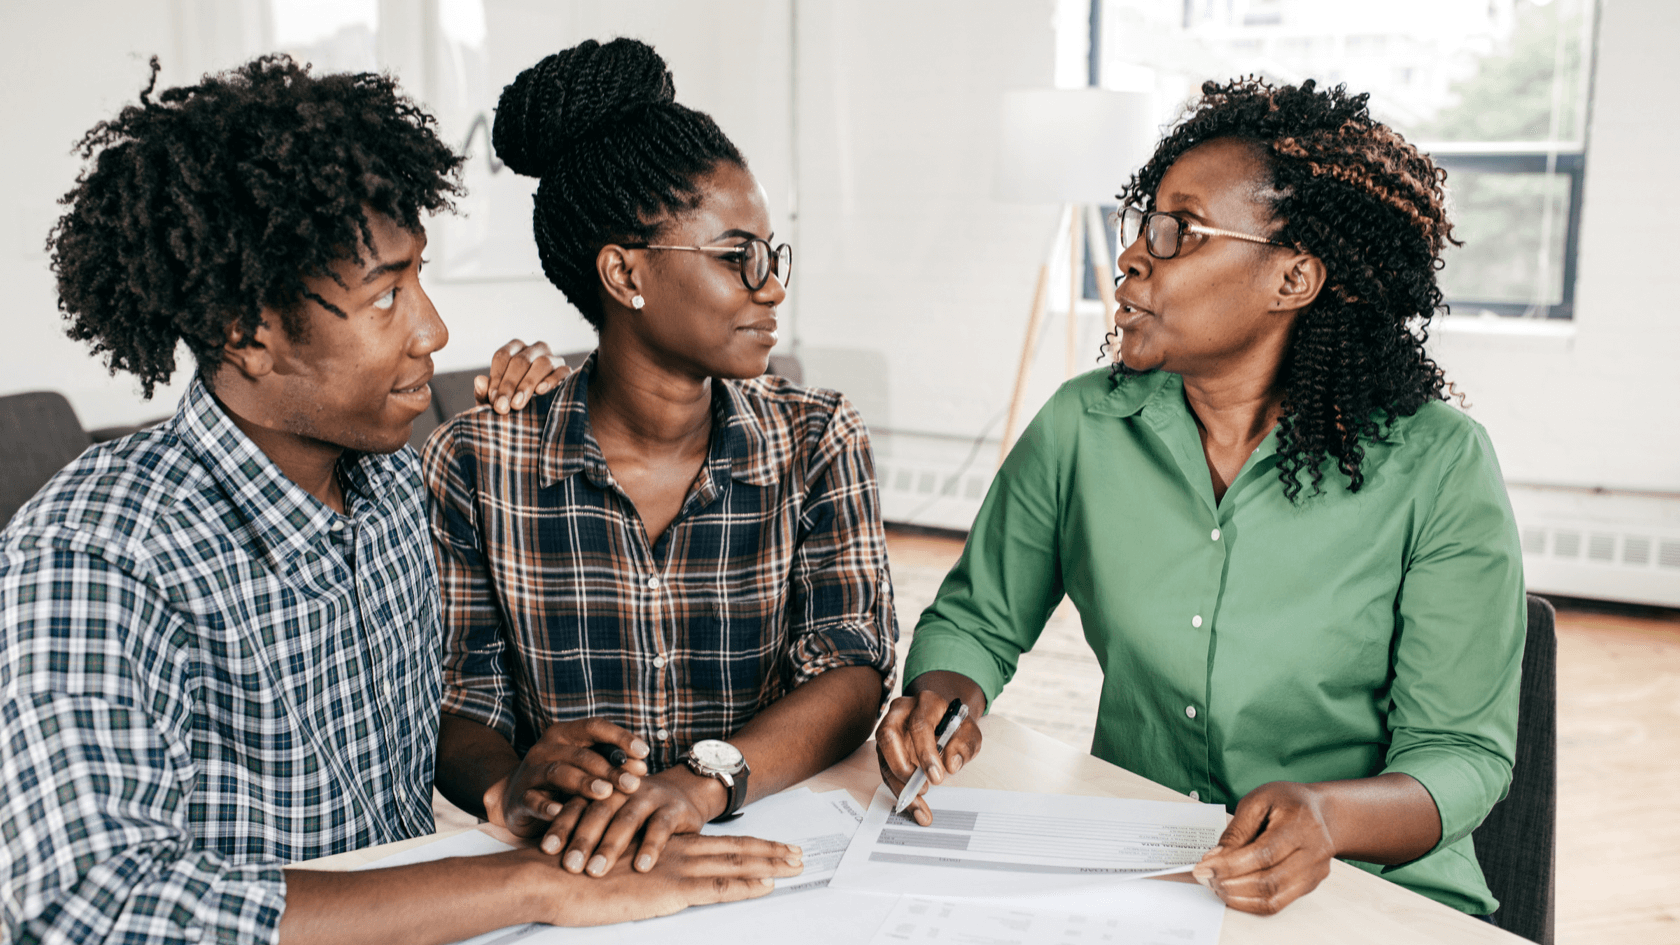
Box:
[653,656,667,669]
[1191,615,1203,628]
[1210,528,1221,541]
[646,576,661,590]
[1185,705,1197,719]
[1189,790,1200,801]
[330,520,344,533]
[655,728,669,741]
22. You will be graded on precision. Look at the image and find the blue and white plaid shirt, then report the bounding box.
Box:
[0,377,441,944]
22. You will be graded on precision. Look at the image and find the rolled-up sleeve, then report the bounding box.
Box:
[421,425,518,742]
[0,547,285,945]
[1383,422,1525,853]
[786,398,898,696]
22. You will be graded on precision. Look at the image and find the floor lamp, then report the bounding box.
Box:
[994,89,1156,464]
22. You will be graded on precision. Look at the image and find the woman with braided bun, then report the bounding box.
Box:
[425,38,895,885]
[876,78,1524,918]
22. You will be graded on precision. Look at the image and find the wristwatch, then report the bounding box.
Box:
[684,739,751,822]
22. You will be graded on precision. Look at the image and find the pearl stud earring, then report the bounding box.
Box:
[631,295,645,310]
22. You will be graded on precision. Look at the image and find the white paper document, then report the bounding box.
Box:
[829,786,1227,898]
[869,888,1225,945]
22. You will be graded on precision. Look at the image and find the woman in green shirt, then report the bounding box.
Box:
[875,78,1524,918]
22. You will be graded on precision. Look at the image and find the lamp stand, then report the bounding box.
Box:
[997,204,1118,465]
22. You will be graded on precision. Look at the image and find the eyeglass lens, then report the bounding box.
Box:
[742,239,793,291]
[1119,209,1184,261]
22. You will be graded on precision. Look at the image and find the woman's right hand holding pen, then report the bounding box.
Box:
[874,671,987,826]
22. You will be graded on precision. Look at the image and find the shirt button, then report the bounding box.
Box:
[646,576,661,590]
[655,728,669,741]
[1210,528,1221,541]
[1185,705,1197,719]
[330,520,345,533]
[1191,615,1203,628]
[1189,790,1200,801]
[653,656,667,669]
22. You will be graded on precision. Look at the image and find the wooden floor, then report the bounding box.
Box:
[883,527,1680,945]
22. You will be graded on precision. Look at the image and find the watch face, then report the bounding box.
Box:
[690,739,743,771]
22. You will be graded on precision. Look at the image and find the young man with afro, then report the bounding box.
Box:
[0,56,801,945]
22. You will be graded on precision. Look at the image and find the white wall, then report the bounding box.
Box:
[0,0,792,430]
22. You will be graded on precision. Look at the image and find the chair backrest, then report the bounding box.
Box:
[0,392,92,528]
[1473,593,1557,944]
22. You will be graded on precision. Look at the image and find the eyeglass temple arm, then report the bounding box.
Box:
[1185,223,1282,247]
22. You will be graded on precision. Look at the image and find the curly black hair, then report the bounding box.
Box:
[493,37,745,328]
[48,55,462,397]
[1115,77,1457,502]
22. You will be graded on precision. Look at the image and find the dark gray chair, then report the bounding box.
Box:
[0,392,95,527]
[1472,593,1557,944]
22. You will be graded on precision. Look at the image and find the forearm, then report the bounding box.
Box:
[722,665,883,810]
[435,713,521,819]
[281,855,542,945]
[905,670,988,720]
[1315,772,1441,865]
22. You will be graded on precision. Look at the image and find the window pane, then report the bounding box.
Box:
[1438,169,1570,310]
[1101,0,1593,146]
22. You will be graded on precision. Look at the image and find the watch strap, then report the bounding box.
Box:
[711,757,749,822]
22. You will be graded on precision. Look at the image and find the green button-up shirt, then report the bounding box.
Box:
[906,369,1523,914]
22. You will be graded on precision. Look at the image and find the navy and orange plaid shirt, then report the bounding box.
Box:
[421,356,897,771]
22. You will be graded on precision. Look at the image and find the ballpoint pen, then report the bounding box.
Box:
[894,698,971,815]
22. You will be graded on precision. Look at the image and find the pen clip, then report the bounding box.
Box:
[935,697,964,735]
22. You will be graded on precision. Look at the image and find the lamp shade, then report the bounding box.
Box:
[994,89,1159,204]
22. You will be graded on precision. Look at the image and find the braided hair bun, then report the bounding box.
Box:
[493,38,675,177]
[493,38,744,326]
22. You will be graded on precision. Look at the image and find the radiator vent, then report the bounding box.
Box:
[1553,530,1581,558]
[1520,527,1680,571]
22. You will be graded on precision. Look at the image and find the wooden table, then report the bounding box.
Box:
[304,716,1523,944]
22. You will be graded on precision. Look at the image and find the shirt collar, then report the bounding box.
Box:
[175,375,398,572]
[1085,368,1177,419]
[539,353,778,489]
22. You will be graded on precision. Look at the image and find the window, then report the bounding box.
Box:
[1094,0,1597,318]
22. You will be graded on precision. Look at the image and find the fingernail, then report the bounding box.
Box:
[786,857,802,867]
[630,739,650,757]
[788,845,802,856]
[761,877,776,886]
[587,855,607,876]
[950,754,964,773]
[514,391,528,408]
[1192,867,1213,887]
[592,779,611,796]
[496,397,509,413]
[537,382,551,394]
[563,850,583,870]
[636,855,653,871]
[620,774,640,791]
[1206,845,1226,858]
[547,803,561,817]
[542,835,560,854]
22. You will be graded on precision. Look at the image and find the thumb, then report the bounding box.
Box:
[1217,792,1271,850]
